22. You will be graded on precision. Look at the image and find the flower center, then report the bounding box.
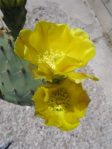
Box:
[37,49,65,69]
[48,88,70,111]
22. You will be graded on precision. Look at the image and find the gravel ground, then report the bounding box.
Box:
[0,0,112,149]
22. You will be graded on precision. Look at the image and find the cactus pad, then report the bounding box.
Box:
[0,30,41,106]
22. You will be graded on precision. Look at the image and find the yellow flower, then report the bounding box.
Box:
[33,79,90,131]
[14,20,97,81]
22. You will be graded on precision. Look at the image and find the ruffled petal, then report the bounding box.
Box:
[14,29,38,65]
[29,21,49,53]
[14,21,97,80]
[30,21,73,53]
[33,78,90,131]
[33,87,49,115]
[66,28,96,67]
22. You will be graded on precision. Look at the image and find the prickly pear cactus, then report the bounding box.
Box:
[0,0,26,8]
[0,30,41,106]
[0,0,27,38]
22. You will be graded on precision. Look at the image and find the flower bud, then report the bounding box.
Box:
[0,0,26,8]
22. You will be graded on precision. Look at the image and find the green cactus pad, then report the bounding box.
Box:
[0,30,42,106]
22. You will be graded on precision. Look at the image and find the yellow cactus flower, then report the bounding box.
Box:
[14,20,97,81]
[33,78,90,131]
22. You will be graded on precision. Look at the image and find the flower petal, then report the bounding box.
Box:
[66,28,96,67]
[60,79,90,113]
[33,87,49,115]
[29,21,49,53]
[67,72,99,83]
[33,78,90,131]
[55,55,82,73]
[30,21,73,53]
[71,28,89,38]
[14,21,97,81]
[14,29,38,65]
[45,109,80,131]
[31,63,53,81]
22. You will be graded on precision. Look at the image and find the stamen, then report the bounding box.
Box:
[37,49,65,69]
[48,88,70,111]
